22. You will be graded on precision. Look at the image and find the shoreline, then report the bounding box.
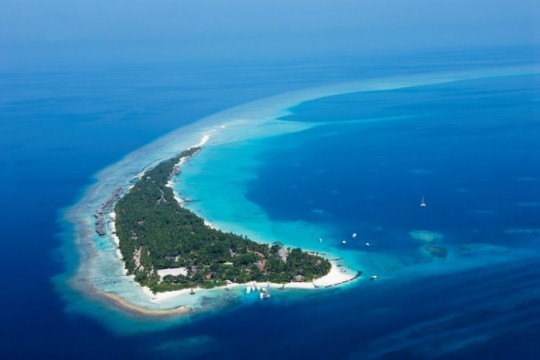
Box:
[62,66,540,325]
[141,259,360,304]
[101,292,192,317]
[103,134,359,310]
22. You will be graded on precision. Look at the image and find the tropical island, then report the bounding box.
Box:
[114,147,332,294]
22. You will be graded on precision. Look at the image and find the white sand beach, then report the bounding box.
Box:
[97,131,360,315]
[105,132,359,312]
[141,260,357,304]
[102,292,192,317]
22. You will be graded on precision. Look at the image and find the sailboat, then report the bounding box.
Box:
[419,196,427,208]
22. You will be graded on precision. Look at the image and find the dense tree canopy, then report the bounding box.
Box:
[114,148,331,293]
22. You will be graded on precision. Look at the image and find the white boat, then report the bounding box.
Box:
[352,233,357,238]
[365,242,370,247]
[419,196,427,208]
[342,240,347,244]
[246,286,252,294]
[260,288,271,299]
[370,275,378,280]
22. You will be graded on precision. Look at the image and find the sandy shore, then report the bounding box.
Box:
[105,132,358,310]
[101,292,192,316]
[313,261,359,287]
[142,260,358,304]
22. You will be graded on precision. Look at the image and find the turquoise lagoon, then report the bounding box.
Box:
[178,70,540,285]
[62,65,540,357]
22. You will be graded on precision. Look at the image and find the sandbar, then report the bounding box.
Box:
[101,292,192,317]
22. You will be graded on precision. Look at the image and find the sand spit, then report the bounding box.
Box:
[102,292,192,317]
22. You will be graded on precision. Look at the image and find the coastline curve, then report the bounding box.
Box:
[59,65,540,330]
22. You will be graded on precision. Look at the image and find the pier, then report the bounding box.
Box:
[94,187,123,236]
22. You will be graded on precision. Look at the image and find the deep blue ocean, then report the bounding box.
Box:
[1,48,540,359]
[251,74,540,252]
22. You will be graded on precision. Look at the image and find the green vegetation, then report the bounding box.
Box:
[114,147,331,293]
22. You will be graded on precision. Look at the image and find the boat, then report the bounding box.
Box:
[419,196,427,208]
[370,275,378,281]
[365,242,370,247]
[246,286,252,294]
[260,288,271,299]
[342,240,347,244]
[190,288,195,295]
[352,233,357,238]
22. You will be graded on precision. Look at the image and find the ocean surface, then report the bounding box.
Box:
[1,48,540,359]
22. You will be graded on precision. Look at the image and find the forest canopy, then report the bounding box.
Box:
[114,148,331,293]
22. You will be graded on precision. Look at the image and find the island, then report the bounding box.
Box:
[114,147,332,294]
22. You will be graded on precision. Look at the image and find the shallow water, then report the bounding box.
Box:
[2,49,540,359]
[180,73,540,278]
[175,71,540,359]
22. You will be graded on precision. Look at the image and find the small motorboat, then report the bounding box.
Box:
[260,288,271,299]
